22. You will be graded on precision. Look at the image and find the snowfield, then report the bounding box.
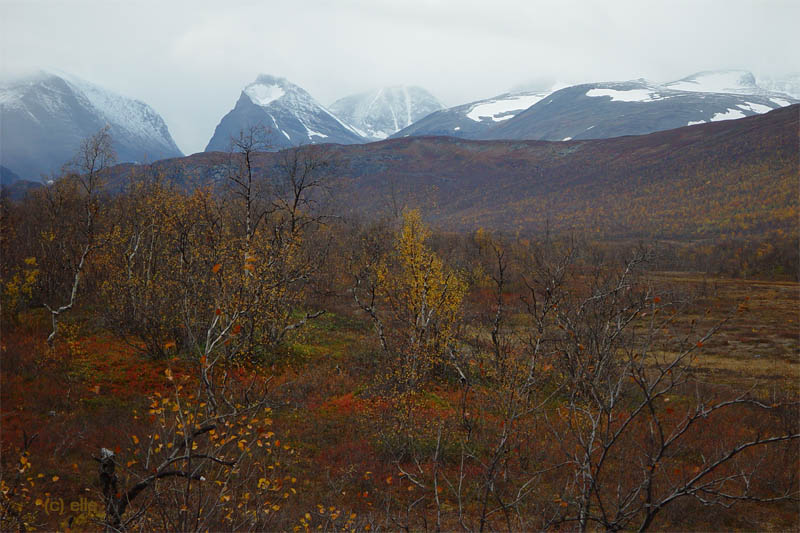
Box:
[585,88,667,103]
[710,108,746,122]
[245,83,285,106]
[466,93,547,122]
[737,102,773,114]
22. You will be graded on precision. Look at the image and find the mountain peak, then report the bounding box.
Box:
[0,69,182,180]
[205,75,363,152]
[329,85,445,141]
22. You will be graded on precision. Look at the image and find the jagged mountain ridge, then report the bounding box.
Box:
[205,75,364,152]
[329,86,445,141]
[0,70,182,181]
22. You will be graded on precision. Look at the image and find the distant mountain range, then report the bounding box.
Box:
[2,68,797,185]
[395,70,797,141]
[0,70,182,181]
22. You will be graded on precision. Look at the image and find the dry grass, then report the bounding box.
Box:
[648,273,799,393]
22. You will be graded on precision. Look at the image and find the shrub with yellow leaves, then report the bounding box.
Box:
[353,210,467,457]
[0,436,44,531]
[95,360,300,531]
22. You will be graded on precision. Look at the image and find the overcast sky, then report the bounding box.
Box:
[2,0,798,154]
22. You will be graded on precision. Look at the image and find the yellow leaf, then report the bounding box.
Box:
[52,476,59,482]
[212,263,222,274]
[132,435,139,445]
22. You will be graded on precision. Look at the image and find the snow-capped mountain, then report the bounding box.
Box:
[394,70,796,142]
[205,75,364,152]
[486,76,796,141]
[391,90,551,139]
[329,86,445,141]
[0,70,182,181]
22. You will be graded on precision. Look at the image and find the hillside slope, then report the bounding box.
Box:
[109,105,800,240]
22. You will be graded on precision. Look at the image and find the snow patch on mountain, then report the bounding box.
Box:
[466,92,548,122]
[736,102,772,114]
[710,108,746,122]
[585,87,668,102]
[245,83,285,106]
[304,124,328,139]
